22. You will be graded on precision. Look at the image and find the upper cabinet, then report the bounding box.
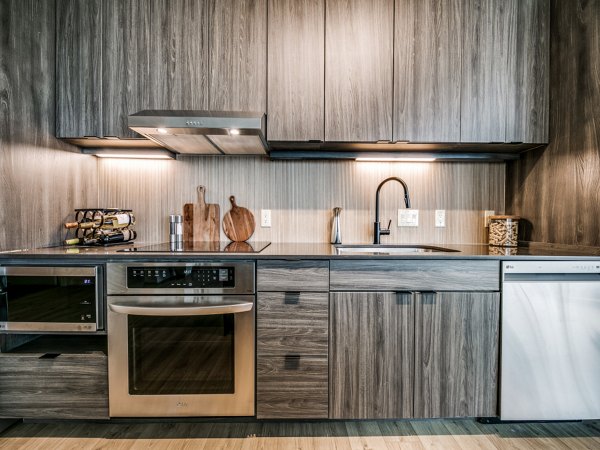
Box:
[56,0,548,147]
[393,0,462,142]
[56,0,266,139]
[460,0,514,142]
[209,0,267,112]
[506,0,549,143]
[461,0,549,143]
[102,0,210,138]
[325,0,394,142]
[267,0,325,141]
[55,0,102,138]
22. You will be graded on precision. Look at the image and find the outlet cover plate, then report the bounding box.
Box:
[260,209,271,227]
[399,209,419,227]
[435,210,446,227]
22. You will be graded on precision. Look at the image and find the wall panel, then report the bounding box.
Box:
[98,158,504,245]
[0,0,98,252]
[506,0,600,247]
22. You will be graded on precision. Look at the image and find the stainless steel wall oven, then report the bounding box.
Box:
[106,261,255,417]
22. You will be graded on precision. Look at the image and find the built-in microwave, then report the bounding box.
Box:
[0,266,103,333]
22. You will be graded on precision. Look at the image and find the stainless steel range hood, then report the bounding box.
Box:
[128,110,268,155]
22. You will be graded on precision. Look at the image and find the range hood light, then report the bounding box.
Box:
[229,128,240,135]
[157,128,168,134]
[356,157,437,162]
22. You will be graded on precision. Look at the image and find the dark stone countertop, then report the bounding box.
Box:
[1,241,599,262]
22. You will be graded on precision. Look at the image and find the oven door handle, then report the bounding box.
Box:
[108,301,253,316]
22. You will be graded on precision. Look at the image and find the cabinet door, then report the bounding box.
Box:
[414,292,500,418]
[0,353,108,419]
[325,0,393,141]
[460,0,515,142]
[208,0,267,111]
[506,0,549,143]
[56,0,102,138]
[394,0,462,142]
[267,0,324,141]
[330,292,414,419]
[102,0,210,137]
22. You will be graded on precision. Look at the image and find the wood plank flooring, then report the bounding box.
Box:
[1,419,599,449]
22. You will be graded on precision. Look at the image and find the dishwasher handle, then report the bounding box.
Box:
[109,300,253,316]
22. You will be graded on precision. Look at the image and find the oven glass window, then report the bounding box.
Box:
[128,314,235,395]
[1,276,96,323]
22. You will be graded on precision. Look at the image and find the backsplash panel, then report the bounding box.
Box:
[98,158,504,245]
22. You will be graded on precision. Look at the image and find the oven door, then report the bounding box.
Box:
[107,295,255,417]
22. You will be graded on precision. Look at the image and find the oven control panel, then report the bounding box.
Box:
[127,266,235,289]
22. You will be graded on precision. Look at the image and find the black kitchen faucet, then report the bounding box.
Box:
[373,177,411,244]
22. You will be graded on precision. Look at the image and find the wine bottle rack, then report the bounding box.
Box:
[64,208,137,247]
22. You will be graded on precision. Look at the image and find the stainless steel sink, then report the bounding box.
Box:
[334,244,460,255]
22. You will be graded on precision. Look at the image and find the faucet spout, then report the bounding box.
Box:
[374,177,411,245]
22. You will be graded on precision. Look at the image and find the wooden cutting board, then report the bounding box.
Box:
[183,186,220,242]
[222,196,255,242]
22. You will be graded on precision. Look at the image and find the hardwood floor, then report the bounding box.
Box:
[1,419,599,449]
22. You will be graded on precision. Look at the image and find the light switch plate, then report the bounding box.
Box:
[484,210,495,228]
[435,210,446,227]
[260,209,271,227]
[398,209,419,227]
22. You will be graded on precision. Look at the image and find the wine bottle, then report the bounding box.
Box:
[97,229,137,245]
[64,212,135,230]
[63,236,100,246]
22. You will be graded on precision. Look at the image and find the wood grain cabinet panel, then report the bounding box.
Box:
[257,292,328,355]
[102,0,210,137]
[460,0,515,142]
[506,0,549,143]
[330,260,500,291]
[329,292,414,419]
[394,0,462,142]
[325,0,394,141]
[0,353,108,419]
[257,355,328,419]
[257,260,329,291]
[267,0,324,141]
[414,292,500,418]
[56,0,102,138]
[208,0,267,112]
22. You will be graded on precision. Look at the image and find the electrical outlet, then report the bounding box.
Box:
[484,210,495,227]
[435,210,446,227]
[260,209,271,227]
[398,209,419,227]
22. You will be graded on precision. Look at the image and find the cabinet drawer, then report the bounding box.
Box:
[0,353,108,419]
[258,292,328,356]
[257,260,329,291]
[257,355,328,419]
[330,260,500,291]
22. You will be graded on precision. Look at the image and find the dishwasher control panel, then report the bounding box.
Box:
[503,261,600,274]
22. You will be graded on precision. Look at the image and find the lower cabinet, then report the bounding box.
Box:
[329,290,500,419]
[257,355,328,419]
[414,292,500,418]
[0,352,108,419]
[329,292,414,419]
[256,291,329,419]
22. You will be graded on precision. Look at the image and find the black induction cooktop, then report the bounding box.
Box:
[117,241,271,253]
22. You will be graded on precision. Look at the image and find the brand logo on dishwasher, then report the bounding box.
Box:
[176,401,188,408]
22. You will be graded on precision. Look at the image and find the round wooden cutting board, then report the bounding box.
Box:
[222,196,255,242]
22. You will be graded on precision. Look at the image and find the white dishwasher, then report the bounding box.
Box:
[501,261,600,420]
